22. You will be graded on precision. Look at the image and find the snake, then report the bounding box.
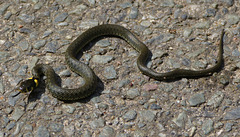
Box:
[17,24,224,100]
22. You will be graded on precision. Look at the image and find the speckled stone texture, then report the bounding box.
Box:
[0,0,240,136]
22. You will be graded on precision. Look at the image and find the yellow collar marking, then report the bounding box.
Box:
[34,79,39,87]
[28,77,39,87]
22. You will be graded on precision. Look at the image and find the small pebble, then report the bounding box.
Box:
[90,118,105,129]
[188,93,205,107]
[126,88,140,99]
[123,110,137,122]
[150,104,161,110]
[103,65,117,80]
[36,126,50,137]
[202,119,214,135]
[54,12,68,23]
[139,110,156,122]
[142,83,158,91]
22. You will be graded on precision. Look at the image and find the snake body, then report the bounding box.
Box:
[18,24,224,100]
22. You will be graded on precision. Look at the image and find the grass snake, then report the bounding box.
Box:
[18,24,224,100]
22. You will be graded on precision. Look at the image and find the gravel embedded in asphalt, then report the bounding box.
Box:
[0,0,240,136]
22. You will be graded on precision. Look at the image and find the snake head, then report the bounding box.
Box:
[17,77,39,93]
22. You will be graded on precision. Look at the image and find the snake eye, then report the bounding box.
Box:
[17,86,26,93]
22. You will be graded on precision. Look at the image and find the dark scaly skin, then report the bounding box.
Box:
[20,24,224,100]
